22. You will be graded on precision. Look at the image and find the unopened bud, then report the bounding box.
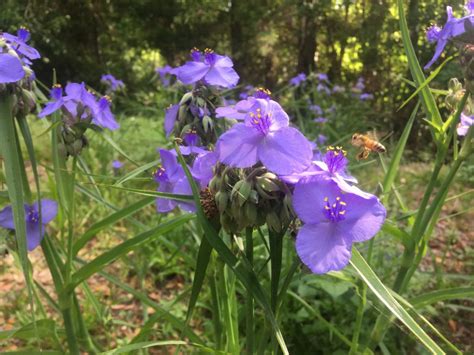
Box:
[266,211,281,232]
[215,191,228,213]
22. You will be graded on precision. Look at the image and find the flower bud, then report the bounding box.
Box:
[215,191,229,213]
[266,211,281,232]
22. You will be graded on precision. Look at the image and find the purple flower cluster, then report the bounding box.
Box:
[39,82,119,131]
[0,200,58,251]
[0,28,40,83]
[289,73,307,87]
[425,2,474,69]
[172,48,239,88]
[101,74,125,93]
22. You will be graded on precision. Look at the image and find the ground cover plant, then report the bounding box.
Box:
[0,1,474,354]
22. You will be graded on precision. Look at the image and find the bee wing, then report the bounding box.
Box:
[366,130,393,143]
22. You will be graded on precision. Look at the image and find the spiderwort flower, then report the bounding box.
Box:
[93,96,119,130]
[313,117,327,123]
[164,104,180,137]
[179,130,207,155]
[317,73,329,82]
[191,150,218,188]
[172,48,239,88]
[38,85,65,118]
[457,112,473,136]
[2,27,40,62]
[101,74,125,93]
[216,98,313,175]
[216,88,272,120]
[293,177,386,274]
[289,73,307,86]
[425,4,474,69]
[309,104,323,115]
[156,65,174,86]
[317,83,331,95]
[0,200,58,251]
[0,52,26,83]
[354,77,365,91]
[154,149,195,213]
[360,93,374,100]
[112,160,123,169]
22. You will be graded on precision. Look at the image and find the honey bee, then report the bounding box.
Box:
[351,133,386,160]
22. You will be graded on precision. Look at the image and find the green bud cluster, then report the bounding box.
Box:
[445,78,465,111]
[56,109,93,159]
[170,84,222,146]
[209,164,296,234]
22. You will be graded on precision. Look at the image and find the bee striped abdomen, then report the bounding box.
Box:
[372,142,386,153]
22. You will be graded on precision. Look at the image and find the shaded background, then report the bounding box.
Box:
[0,0,466,145]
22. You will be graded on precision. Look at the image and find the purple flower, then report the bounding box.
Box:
[280,146,357,185]
[360,93,374,100]
[154,149,195,213]
[239,85,255,99]
[2,27,40,62]
[309,104,323,115]
[317,73,329,82]
[172,48,239,88]
[457,113,473,136]
[93,96,119,130]
[466,0,474,13]
[191,150,218,188]
[354,77,365,91]
[293,177,386,274]
[0,199,58,251]
[313,117,327,123]
[332,85,345,93]
[112,160,123,169]
[216,89,272,120]
[316,134,328,146]
[216,98,313,175]
[179,131,207,155]
[156,65,174,86]
[289,73,307,86]
[101,74,125,92]
[425,5,474,69]
[0,53,26,83]
[38,85,65,118]
[426,25,442,43]
[317,83,331,95]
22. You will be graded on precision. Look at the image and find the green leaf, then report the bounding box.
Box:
[99,184,194,201]
[350,249,444,354]
[73,196,155,255]
[411,287,474,308]
[63,214,194,293]
[397,0,443,129]
[114,159,160,186]
[174,143,290,355]
[0,319,57,341]
[100,340,216,354]
[0,94,33,324]
[381,102,419,204]
[397,56,454,111]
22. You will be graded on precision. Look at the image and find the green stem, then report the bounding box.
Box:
[245,227,254,355]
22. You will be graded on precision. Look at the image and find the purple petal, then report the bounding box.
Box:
[0,53,25,83]
[26,222,43,251]
[164,104,179,137]
[296,223,352,274]
[173,179,196,213]
[159,149,182,182]
[38,100,64,118]
[0,205,15,229]
[192,151,218,188]
[39,199,58,224]
[339,193,386,243]
[216,123,261,168]
[293,176,334,224]
[173,61,209,85]
[156,183,176,213]
[258,127,312,175]
[205,63,239,88]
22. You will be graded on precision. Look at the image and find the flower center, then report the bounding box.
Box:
[254,88,271,99]
[153,166,168,183]
[190,47,201,62]
[426,25,441,43]
[323,196,347,223]
[204,48,216,65]
[26,207,39,224]
[183,130,199,146]
[249,108,271,135]
[324,146,347,174]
